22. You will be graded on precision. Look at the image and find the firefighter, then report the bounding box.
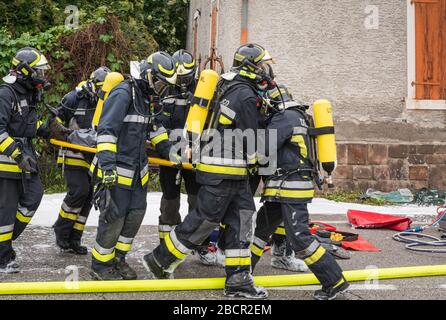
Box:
[53,67,111,255]
[0,47,51,273]
[250,85,350,300]
[255,83,309,273]
[144,44,273,299]
[250,172,308,273]
[89,52,179,281]
[198,63,307,272]
[156,50,200,242]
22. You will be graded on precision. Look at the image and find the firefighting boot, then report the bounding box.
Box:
[0,260,20,274]
[55,233,71,252]
[199,246,225,267]
[90,268,123,281]
[115,256,137,280]
[314,277,350,301]
[0,250,20,274]
[271,240,309,272]
[142,252,173,279]
[224,271,268,300]
[67,240,88,255]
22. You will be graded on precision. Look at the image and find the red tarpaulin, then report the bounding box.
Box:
[309,222,337,234]
[347,210,412,231]
[341,236,380,252]
[310,221,380,252]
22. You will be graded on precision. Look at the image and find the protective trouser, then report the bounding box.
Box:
[0,175,43,264]
[250,202,344,287]
[249,174,291,256]
[91,178,147,271]
[153,179,256,277]
[158,165,200,240]
[54,169,93,242]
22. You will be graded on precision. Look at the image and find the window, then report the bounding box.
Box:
[407,0,446,109]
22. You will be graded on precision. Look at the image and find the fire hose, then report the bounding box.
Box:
[393,206,446,253]
[1,265,446,295]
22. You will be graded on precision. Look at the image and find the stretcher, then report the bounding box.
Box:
[50,139,194,171]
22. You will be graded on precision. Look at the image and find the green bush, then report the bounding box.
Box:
[0,1,190,192]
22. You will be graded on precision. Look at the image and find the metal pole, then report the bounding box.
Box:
[241,0,249,44]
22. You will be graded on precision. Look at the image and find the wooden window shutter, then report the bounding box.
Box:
[413,0,444,100]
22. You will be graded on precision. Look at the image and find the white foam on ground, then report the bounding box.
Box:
[30,192,438,228]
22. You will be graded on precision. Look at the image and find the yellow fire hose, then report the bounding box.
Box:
[1,265,446,295]
[50,139,193,171]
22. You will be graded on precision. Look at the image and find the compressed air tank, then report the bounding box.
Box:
[92,72,124,128]
[313,99,337,186]
[185,69,219,138]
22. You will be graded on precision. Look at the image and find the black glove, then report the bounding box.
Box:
[93,185,120,224]
[49,119,73,141]
[36,117,54,139]
[13,153,37,173]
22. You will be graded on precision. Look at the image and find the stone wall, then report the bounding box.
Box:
[334,143,446,192]
[187,0,446,144]
[187,1,446,192]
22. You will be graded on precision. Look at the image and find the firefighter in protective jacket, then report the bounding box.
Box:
[144,44,273,299]
[156,50,200,241]
[0,47,51,273]
[89,52,179,281]
[53,67,111,255]
[250,85,350,300]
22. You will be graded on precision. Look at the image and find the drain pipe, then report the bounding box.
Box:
[241,0,249,44]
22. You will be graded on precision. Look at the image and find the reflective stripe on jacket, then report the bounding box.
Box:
[261,108,315,204]
[89,79,171,189]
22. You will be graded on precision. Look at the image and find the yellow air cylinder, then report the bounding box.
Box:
[313,99,336,186]
[92,72,124,128]
[185,69,219,139]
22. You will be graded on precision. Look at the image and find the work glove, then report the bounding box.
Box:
[170,153,183,169]
[13,153,37,173]
[36,117,52,139]
[102,169,118,188]
[93,185,120,224]
[248,164,258,175]
[49,118,73,141]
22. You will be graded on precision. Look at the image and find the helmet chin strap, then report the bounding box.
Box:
[146,69,156,91]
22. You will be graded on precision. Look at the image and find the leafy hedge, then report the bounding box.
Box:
[0,0,189,192]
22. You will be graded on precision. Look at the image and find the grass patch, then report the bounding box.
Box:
[321,191,391,206]
[45,184,67,194]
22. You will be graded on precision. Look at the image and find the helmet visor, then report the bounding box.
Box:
[34,55,51,70]
[165,73,178,86]
[176,74,194,88]
[262,50,275,64]
[33,69,46,79]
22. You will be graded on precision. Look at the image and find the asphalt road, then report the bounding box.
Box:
[1,214,446,300]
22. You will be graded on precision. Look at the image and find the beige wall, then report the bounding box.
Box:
[188,0,446,144]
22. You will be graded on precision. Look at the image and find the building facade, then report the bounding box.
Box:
[187,0,446,192]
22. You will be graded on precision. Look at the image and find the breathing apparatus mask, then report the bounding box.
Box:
[176,65,196,91]
[265,85,309,116]
[75,80,97,103]
[3,48,52,102]
[236,58,277,92]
